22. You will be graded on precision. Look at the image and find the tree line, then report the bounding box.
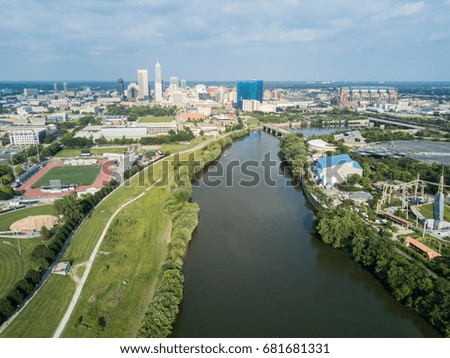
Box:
[106,104,176,121]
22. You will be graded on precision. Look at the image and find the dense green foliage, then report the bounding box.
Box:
[360,128,415,143]
[139,130,195,145]
[11,145,40,165]
[0,185,14,200]
[61,136,93,148]
[40,142,62,158]
[352,153,450,186]
[278,133,307,179]
[106,104,176,120]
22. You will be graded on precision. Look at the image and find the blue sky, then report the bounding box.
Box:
[1,0,449,81]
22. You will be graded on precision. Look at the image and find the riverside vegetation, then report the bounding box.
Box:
[279,133,450,337]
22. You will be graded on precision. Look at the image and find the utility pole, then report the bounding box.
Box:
[17,238,21,255]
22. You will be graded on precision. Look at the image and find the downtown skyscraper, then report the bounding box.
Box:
[236,80,263,109]
[137,69,149,100]
[155,60,163,102]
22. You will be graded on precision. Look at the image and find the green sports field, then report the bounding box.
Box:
[55,147,127,158]
[31,165,102,188]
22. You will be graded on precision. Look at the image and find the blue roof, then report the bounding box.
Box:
[317,154,355,168]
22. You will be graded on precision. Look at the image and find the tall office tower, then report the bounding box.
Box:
[117,78,124,96]
[126,83,139,99]
[181,79,187,90]
[137,69,149,100]
[217,86,225,103]
[63,82,68,93]
[236,80,263,109]
[155,60,163,102]
[53,82,58,94]
[169,76,179,92]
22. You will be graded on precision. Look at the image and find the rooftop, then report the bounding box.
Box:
[405,236,441,260]
[316,154,362,169]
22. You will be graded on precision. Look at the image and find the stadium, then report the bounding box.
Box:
[18,159,116,198]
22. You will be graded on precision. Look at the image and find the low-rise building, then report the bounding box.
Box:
[313,154,363,187]
[308,139,337,152]
[10,128,45,146]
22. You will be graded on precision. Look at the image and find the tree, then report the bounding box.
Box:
[0,298,13,323]
[0,185,14,200]
[14,165,25,176]
[40,225,51,240]
[54,195,83,222]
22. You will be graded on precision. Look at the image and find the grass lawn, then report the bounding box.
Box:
[55,147,127,158]
[160,136,205,155]
[418,203,450,222]
[0,238,44,298]
[245,117,261,129]
[1,275,76,337]
[0,205,56,231]
[32,165,102,188]
[139,116,176,123]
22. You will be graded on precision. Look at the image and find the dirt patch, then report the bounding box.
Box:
[10,215,59,232]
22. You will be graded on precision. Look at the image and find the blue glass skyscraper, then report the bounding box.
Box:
[236,80,263,109]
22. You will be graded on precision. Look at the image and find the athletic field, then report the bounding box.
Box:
[31,165,102,188]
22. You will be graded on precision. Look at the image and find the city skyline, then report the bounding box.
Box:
[1,1,450,82]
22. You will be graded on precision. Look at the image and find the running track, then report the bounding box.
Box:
[19,160,116,198]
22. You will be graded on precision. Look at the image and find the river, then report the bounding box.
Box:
[172,130,441,338]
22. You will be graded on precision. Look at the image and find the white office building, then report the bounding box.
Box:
[155,61,163,102]
[10,129,42,146]
[137,69,149,100]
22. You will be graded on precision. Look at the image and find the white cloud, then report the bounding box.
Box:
[396,1,426,16]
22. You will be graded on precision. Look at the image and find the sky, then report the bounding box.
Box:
[0,0,449,81]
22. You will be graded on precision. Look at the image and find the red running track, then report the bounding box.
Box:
[19,160,116,198]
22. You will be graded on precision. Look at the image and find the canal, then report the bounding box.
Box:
[172,130,440,337]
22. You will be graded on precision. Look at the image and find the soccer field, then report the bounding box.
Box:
[32,165,102,188]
